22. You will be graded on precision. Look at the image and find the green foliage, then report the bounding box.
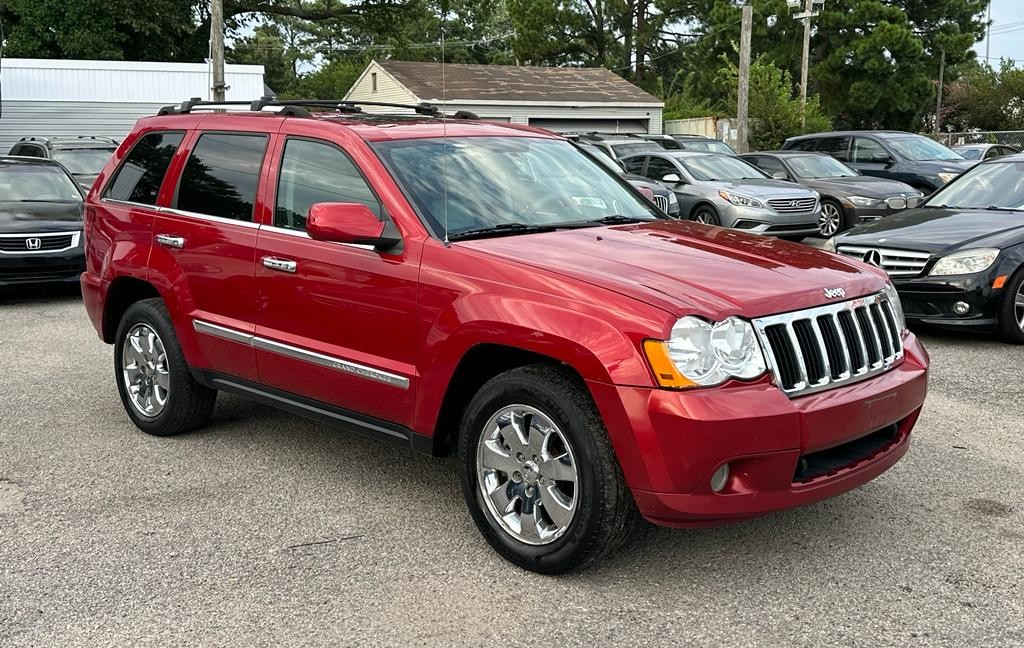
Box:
[718,54,831,150]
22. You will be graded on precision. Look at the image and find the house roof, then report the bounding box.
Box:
[375,60,662,105]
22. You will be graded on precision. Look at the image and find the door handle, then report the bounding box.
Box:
[261,256,297,273]
[155,233,185,249]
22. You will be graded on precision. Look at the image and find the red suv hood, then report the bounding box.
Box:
[459,221,887,320]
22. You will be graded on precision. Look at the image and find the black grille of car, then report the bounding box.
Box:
[767,197,817,213]
[792,423,901,483]
[753,292,904,397]
[0,234,76,252]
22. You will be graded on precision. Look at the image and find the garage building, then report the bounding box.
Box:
[345,60,664,134]
[0,58,266,153]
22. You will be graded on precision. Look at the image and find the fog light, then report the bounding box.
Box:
[710,463,730,492]
[953,301,970,315]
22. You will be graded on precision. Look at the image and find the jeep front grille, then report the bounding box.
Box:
[753,292,904,397]
[836,245,931,277]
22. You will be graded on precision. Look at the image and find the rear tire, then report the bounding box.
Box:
[114,298,216,436]
[691,205,720,225]
[458,365,639,574]
[997,266,1024,344]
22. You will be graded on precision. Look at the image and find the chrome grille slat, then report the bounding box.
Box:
[653,195,669,211]
[767,197,817,213]
[836,245,932,278]
[753,292,904,398]
[0,231,81,255]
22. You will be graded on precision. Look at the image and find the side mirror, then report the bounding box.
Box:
[661,173,682,184]
[771,171,790,181]
[307,202,401,251]
[872,153,894,166]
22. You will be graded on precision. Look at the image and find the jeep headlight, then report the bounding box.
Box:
[928,248,999,276]
[644,316,767,388]
[882,283,906,332]
[718,190,764,210]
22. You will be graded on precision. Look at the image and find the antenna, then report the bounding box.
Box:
[441,16,450,245]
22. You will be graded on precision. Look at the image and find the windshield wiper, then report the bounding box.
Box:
[447,222,559,241]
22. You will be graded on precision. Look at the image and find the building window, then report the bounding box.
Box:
[371,72,378,93]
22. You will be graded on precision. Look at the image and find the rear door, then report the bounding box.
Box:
[816,136,852,163]
[150,123,274,382]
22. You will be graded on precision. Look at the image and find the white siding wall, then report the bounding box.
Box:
[0,101,167,154]
[345,62,420,108]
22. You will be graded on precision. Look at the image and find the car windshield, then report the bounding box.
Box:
[0,164,82,201]
[952,147,984,161]
[677,154,767,181]
[787,155,858,178]
[678,140,737,155]
[52,148,115,175]
[926,160,1024,211]
[373,137,660,237]
[886,136,963,162]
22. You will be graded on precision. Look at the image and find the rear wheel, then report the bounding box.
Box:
[692,205,720,225]
[114,299,216,436]
[997,267,1024,344]
[818,199,847,237]
[458,365,639,574]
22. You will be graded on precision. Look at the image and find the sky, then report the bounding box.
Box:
[973,0,1024,65]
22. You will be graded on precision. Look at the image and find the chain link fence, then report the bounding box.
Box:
[935,131,1024,149]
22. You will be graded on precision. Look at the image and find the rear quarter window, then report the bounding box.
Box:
[105,131,184,205]
[175,132,268,221]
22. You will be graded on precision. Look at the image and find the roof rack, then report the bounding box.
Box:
[157,97,480,120]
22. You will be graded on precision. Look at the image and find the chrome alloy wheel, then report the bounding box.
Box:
[1015,281,1024,332]
[695,210,716,224]
[122,323,170,418]
[819,202,842,237]
[476,405,579,545]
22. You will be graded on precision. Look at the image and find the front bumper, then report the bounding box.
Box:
[894,272,1001,330]
[588,332,928,527]
[720,202,820,237]
[0,247,85,287]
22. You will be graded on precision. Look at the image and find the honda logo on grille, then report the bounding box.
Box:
[862,249,883,267]
[25,237,42,250]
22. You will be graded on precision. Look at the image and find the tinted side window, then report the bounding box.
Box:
[275,138,384,231]
[851,137,888,163]
[105,131,184,205]
[622,156,646,175]
[754,156,787,176]
[177,132,268,221]
[789,139,818,152]
[646,157,677,181]
[817,137,851,160]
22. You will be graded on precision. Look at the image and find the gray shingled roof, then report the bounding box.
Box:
[377,60,662,104]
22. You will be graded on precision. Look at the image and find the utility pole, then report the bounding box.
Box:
[985,0,992,61]
[936,47,946,133]
[797,0,815,128]
[210,0,226,101]
[737,4,752,153]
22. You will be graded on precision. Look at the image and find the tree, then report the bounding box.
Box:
[943,59,1024,132]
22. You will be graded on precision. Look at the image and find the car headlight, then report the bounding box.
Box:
[937,172,959,184]
[844,195,880,207]
[882,283,906,332]
[823,236,837,252]
[928,248,999,276]
[718,190,764,209]
[643,316,767,388]
[668,191,677,205]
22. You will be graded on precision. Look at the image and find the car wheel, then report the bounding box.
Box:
[692,205,720,225]
[997,267,1024,344]
[818,199,846,237]
[114,298,216,436]
[458,365,639,574]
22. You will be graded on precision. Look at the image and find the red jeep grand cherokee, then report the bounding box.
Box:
[81,99,928,573]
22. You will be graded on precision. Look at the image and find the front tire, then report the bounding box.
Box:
[997,267,1024,344]
[458,365,639,574]
[114,298,216,436]
[818,199,847,238]
[691,205,720,225]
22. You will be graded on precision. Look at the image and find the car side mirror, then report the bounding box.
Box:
[872,153,894,166]
[771,171,791,181]
[661,173,682,184]
[307,202,401,251]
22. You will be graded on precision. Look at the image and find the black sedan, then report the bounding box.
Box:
[826,154,1024,343]
[0,157,85,288]
[742,151,923,237]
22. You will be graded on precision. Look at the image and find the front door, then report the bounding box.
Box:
[150,129,271,382]
[253,133,421,427]
[849,136,896,181]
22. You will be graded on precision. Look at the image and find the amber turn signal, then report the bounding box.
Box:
[993,275,1008,289]
[643,340,696,389]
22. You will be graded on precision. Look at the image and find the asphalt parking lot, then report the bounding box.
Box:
[1,289,1021,648]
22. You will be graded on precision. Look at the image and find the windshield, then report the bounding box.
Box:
[0,164,82,201]
[677,154,767,181]
[887,136,963,162]
[373,137,660,237]
[952,147,983,161]
[678,140,737,155]
[52,148,115,175]
[788,155,858,178]
[926,161,1024,210]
